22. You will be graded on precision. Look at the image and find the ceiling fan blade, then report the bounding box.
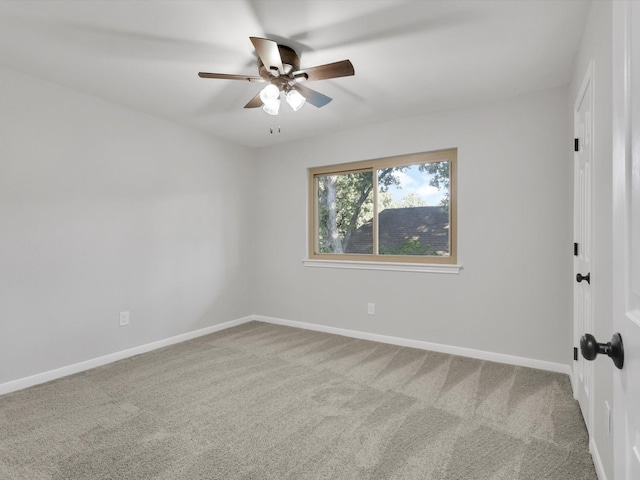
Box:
[198,72,265,83]
[244,92,263,109]
[294,84,332,108]
[250,37,284,75]
[292,60,354,82]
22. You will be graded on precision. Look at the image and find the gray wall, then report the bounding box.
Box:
[253,86,573,366]
[570,0,614,477]
[0,67,256,385]
[1,66,577,387]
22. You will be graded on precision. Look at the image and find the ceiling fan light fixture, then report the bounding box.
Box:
[285,89,306,111]
[259,84,280,104]
[262,98,280,116]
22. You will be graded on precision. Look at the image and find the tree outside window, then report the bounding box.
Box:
[309,149,457,264]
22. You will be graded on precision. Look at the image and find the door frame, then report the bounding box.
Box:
[612,1,640,477]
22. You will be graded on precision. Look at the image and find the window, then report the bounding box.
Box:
[308,149,457,265]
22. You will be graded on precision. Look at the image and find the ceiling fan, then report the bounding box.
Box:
[198,37,354,115]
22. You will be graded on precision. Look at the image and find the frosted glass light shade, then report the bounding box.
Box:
[259,84,281,115]
[285,89,306,111]
[262,99,280,115]
[259,84,280,103]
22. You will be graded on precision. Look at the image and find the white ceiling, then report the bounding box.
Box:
[0,0,590,148]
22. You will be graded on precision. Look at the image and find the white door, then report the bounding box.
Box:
[613,1,640,478]
[573,62,594,433]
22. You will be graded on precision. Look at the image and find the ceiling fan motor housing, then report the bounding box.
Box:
[258,45,300,79]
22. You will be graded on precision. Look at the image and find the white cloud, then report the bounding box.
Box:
[393,171,418,191]
[417,184,439,197]
[386,168,444,206]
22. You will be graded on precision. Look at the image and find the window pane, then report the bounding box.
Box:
[316,171,374,254]
[308,149,457,264]
[377,162,450,256]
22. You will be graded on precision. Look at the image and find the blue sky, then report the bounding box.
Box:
[382,164,445,206]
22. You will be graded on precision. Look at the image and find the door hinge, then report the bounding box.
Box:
[574,138,580,152]
[574,347,578,361]
[574,242,579,256]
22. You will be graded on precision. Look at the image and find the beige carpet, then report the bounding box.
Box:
[0,321,596,479]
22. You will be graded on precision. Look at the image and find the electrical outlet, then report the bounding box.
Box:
[367,303,375,315]
[119,311,130,327]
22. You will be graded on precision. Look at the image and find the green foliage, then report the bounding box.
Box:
[317,161,450,253]
[419,161,450,208]
[398,192,427,208]
[378,167,407,191]
[379,238,437,256]
[378,190,399,211]
[317,171,374,253]
[317,167,417,253]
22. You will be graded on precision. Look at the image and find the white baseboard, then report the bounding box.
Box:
[253,315,572,375]
[590,438,608,480]
[0,316,254,396]
[1,313,572,397]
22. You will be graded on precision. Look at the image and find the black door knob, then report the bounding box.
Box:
[576,272,591,284]
[580,333,624,369]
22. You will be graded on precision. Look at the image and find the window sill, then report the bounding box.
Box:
[302,259,462,274]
